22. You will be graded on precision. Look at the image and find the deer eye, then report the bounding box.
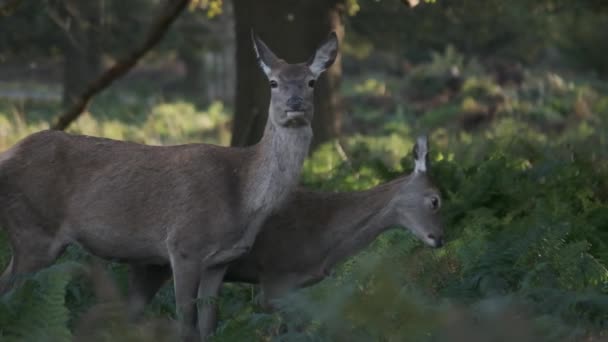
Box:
[308,79,316,88]
[270,80,278,89]
[429,196,440,211]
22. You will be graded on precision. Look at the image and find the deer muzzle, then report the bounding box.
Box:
[284,111,310,127]
[426,233,444,248]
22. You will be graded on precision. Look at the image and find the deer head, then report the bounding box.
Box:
[394,136,444,248]
[252,32,338,128]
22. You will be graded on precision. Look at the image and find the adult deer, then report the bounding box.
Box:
[0,32,339,341]
[128,136,444,323]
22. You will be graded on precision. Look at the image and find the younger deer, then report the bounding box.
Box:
[128,136,444,324]
[0,32,338,341]
[227,136,443,304]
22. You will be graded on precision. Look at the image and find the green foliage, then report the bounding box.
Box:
[552,8,608,76]
[406,45,469,99]
[346,0,608,78]
[0,262,83,342]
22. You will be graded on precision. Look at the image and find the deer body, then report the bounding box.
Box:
[226,179,410,292]
[0,32,339,341]
[0,127,308,265]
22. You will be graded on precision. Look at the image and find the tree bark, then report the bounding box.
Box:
[231,0,345,148]
[51,0,190,131]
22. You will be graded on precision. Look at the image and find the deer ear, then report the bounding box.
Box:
[307,32,339,78]
[251,31,279,77]
[413,135,429,173]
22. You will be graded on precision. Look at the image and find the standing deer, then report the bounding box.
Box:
[127,136,444,324]
[0,32,339,341]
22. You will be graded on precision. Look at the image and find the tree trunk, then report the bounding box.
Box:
[231,0,345,148]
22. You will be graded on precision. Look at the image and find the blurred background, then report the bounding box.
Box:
[0,0,608,341]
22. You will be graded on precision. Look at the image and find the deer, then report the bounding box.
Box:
[226,136,444,302]
[0,32,339,341]
[126,135,444,329]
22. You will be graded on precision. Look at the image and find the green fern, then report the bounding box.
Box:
[0,262,83,342]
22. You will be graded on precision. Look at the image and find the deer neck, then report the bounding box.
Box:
[319,177,407,270]
[244,113,312,216]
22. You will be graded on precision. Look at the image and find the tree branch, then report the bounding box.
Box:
[51,0,191,131]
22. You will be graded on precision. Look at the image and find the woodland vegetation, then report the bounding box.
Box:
[0,0,607,340]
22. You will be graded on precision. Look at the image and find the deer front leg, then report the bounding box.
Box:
[0,204,67,295]
[170,256,201,342]
[127,264,172,320]
[0,233,66,295]
[197,266,227,340]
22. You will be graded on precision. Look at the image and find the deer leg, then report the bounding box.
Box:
[0,233,65,295]
[170,255,201,342]
[197,265,227,341]
[0,257,15,295]
[127,263,172,320]
[0,201,66,295]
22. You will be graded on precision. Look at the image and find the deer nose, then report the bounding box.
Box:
[286,96,304,111]
[427,234,444,248]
